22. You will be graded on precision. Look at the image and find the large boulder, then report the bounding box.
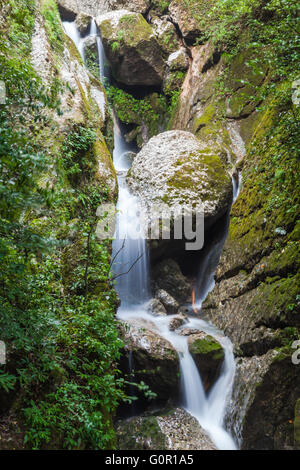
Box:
[96,10,166,86]
[75,12,92,34]
[116,408,216,450]
[188,332,225,392]
[119,321,180,403]
[128,131,233,243]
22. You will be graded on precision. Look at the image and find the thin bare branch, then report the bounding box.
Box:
[110,253,144,281]
[109,238,126,269]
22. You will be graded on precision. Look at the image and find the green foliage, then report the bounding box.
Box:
[207,0,299,78]
[106,86,169,139]
[0,372,17,392]
[111,31,125,53]
[41,0,64,54]
[3,0,36,56]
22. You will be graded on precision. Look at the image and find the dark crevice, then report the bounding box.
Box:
[201,50,222,74]
[58,4,77,22]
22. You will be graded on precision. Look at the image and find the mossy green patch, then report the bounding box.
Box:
[117,416,167,450]
[189,335,224,361]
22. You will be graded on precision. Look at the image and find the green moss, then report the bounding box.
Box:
[106,86,168,145]
[102,13,153,49]
[165,149,230,205]
[117,416,167,450]
[41,0,64,55]
[189,336,224,362]
[250,273,300,327]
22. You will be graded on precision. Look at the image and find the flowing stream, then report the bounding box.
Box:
[63,18,240,451]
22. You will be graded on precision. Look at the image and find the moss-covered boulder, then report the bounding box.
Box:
[119,321,180,403]
[96,10,166,86]
[75,12,91,34]
[128,130,233,239]
[188,332,225,392]
[116,408,216,450]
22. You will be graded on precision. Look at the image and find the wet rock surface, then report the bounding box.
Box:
[226,351,300,450]
[188,332,224,392]
[119,321,180,402]
[155,289,179,314]
[169,313,188,331]
[146,298,167,316]
[116,408,217,450]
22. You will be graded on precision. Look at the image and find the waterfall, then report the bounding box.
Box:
[112,173,151,310]
[62,21,85,60]
[232,171,242,203]
[64,18,239,451]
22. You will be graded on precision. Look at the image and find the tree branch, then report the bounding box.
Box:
[110,253,144,282]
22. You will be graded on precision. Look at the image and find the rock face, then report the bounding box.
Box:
[128,130,233,230]
[119,321,180,402]
[116,408,217,450]
[152,16,180,55]
[153,258,191,304]
[188,332,224,392]
[169,0,213,45]
[58,0,101,18]
[226,352,300,450]
[96,10,166,86]
[75,12,92,34]
[163,48,189,95]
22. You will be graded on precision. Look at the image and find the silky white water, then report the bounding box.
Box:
[65,18,238,451]
[62,21,85,60]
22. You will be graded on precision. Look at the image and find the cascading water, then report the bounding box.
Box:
[65,17,239,451]
[62,20,85,60]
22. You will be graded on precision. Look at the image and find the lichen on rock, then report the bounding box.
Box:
[128,130,233,232]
